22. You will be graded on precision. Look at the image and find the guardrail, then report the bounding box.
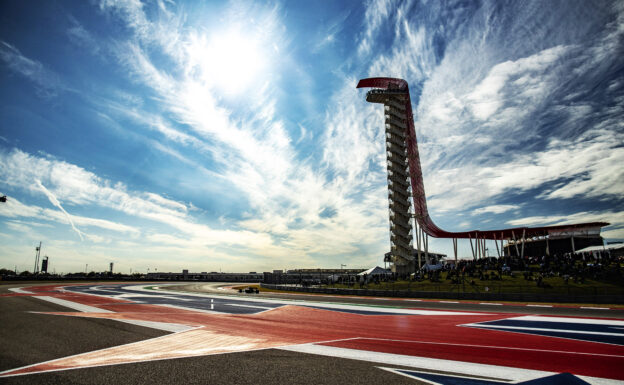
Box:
[260,283,624,304]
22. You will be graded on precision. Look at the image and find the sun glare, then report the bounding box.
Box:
[192,29,267,95]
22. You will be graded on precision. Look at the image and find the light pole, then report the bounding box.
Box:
[34,242,41,275]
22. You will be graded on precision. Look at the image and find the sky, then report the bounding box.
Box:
[1,0,623,275]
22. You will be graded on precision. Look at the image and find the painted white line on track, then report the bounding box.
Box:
[501,316,624,326]
[286,343,624,384]
[404,299,422,302]
[159,303,222,315]
[464,325,624,337]
[376,366,620,385]
[34,296,113,313]
[439,301,459,304]
[8,287,34,294]
[526,305,553,307]
[117,319,197,333]
[580,307,610,310]
[223,303,274,310]
[479,303,503,306]
[116,294,195,302]
[338,337,624,358]
[280,344,556,383]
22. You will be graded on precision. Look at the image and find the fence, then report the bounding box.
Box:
[260,283,624,304]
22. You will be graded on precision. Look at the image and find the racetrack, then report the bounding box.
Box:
[171,282,624,317]
[1,282,623,384]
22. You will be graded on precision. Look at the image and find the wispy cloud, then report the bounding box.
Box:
[358,0,400,56]
[35,180,85,240]
[0,148,279,253]
[67,15,101,57]
[0,41,63,97]
[312,10,351,53]
[0,196,139,236]
[472,205,521,215]
[95,0,390,265]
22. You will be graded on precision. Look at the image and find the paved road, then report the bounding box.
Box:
[171,282,624,318]
[1,282,623,384]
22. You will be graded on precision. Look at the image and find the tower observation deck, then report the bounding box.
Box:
[358,77,609,274]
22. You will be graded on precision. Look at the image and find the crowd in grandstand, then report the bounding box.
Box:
[420,248,623,286]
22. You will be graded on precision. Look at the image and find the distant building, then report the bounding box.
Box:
[412,249,446,265]
[263,268,367,285]
[146,271,263,282]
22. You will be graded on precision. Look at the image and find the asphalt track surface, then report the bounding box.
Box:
[1,282,623,384]
[173,282,624,318]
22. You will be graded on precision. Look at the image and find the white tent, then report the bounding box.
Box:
[575,243,624,257]
[358,266,391,277]
[575,244,623,254]
[422,263,443,271]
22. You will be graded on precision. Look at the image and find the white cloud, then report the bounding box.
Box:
[466,45,569,120]
[67,16,101,57]
[0,196,139,236]
[368,8,435,81]
[423,128,624,215]
[1,149,187,229]
[0,41,63,97]
[472,205,521,215]
[358,0,400,56]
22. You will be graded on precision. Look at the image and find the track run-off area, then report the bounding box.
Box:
[1,282,623,384]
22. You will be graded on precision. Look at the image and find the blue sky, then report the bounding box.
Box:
[1,0,623,274]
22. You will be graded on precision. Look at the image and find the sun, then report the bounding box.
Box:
[190,28,268,96]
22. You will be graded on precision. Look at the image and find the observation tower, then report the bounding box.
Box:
[358,77,609,275]
[362,82,414,274]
